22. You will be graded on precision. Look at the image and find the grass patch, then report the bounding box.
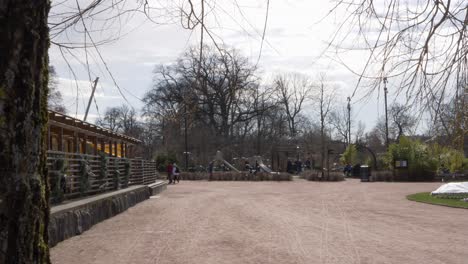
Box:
[407,192,468,209]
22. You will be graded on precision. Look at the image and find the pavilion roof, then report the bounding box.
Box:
[48,110,141,144]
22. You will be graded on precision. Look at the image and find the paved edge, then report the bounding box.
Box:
[148,181,167,196]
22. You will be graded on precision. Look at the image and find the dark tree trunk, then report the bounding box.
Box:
[321,117,325,172]
[0,1,51,263]
[320,86,325,172]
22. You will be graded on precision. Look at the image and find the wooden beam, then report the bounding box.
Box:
[93,136,98,155]
[59,127,64,152]
[100,138,105,155]
[48,110,141,144]
[47,125,51,150]
[74,132,79,153]
[84,134,88,154]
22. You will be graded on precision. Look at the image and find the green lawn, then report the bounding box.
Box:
[407,192,468,209]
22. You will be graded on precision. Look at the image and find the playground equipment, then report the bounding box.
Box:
[211,151,240,172]
[252,155,272,173]
[210,151,273,173]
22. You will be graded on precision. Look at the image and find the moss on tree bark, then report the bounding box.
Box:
[0,1,51,263]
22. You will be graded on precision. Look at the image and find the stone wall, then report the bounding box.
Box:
[49,185,153,247]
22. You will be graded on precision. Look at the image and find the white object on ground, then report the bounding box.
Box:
[213,150,240,172]
[258,163,272,173]
[431,182,468,196]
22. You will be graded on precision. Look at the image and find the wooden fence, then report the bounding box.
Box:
[47,151,159,203]
[434,173,468,182]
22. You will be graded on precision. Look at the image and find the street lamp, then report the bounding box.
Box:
[383,77,389,150]
[161,109,173,153]
[183,151,191,171]
[347,97,351,145]
[184,104,188,171]
[327,149,334,178]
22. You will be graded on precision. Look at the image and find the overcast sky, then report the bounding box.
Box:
[49,0,422,133]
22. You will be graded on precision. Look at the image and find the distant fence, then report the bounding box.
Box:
[434,173,468,182]
[47,151,159,203]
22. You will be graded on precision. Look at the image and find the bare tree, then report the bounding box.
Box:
[273,72,313,138]
[117,105,141,138]
[389,103,417,141]
[97,107,122,133]
[428,90,467,149]
[364,127,386,154]
[354,121,366,143]
[97,105,142,139]
[331,0,467,146]
[329,105,350,147]
[1,1,271,262]
[369,103,416,144]
[48,65,67,114]
[313,74,335,171]
[374,118,397,144]
[332,0,467,100]
[145,45,261,145]
[249,85,276,154]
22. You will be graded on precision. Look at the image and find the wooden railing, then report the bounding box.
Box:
[47,151,159,203]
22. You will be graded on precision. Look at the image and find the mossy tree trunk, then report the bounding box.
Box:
[0,1,51,263]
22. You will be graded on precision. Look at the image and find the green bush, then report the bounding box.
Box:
[301,171,344,181]
[340,144,357,165]
[428,143,467,173]
[50,158,67,204]
[122,160,130,188]
[79,157,91,195]
[385,137,468,180]
[385,137,438,181]
[98,152,108,180]
[372,170,393,181]
[155,153,178,172]
[113,159,121,190]
[179,172,292,181]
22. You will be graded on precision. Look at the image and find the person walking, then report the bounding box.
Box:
[166,163,173,184]
[287,160,293,174]
[172,163,180,184]
[208,161,214,178]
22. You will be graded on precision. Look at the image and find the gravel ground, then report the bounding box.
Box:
[51,179,468,264]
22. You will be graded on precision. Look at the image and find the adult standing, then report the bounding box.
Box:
[208,161,214,178]
[172,163,180,184]
[167,163,173,184]
[287,160,293,174]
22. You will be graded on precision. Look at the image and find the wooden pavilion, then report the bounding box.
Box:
[46,110,158,202]
[47,110,140,157]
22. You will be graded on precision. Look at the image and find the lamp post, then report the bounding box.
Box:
[183,104,189,171]
[327,149,334,178]
[383,77,389,150]
[347,96,351,145]
[183,151,190,170]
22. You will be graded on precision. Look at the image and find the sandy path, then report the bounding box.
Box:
[51,179,468,264]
